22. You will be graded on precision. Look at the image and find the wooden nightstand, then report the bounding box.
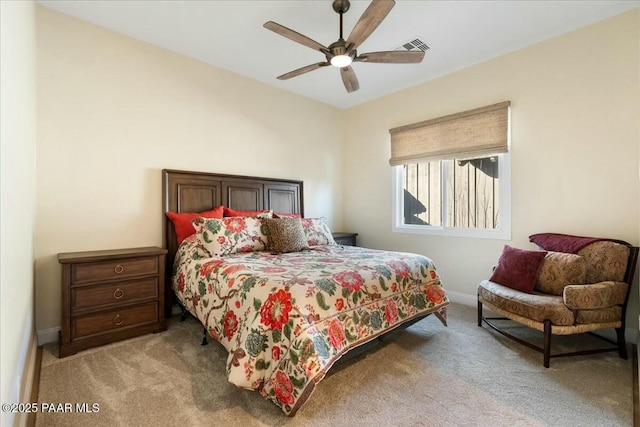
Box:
[332,232,358,246]
[58,246,168,357]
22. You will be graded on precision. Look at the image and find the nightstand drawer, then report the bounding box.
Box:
[71,278,158,311]
[71,256,158,284]
[72,302,158,339]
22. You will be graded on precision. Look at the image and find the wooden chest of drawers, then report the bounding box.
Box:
[58,247,168,357]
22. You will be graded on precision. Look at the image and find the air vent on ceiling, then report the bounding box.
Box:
[396,38,430,52]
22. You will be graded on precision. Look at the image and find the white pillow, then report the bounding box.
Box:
[301,218,336,246]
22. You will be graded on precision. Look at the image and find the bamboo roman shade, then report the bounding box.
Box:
[389,101,510,166]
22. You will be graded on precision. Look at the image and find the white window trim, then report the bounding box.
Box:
[391,153,511,240]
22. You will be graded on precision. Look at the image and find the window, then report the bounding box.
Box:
[392,154,511,239]
[389,102,511,239]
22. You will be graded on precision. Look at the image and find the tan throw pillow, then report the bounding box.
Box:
[577,241,629,283]
[535,251,586,295]
[263,218,309,253]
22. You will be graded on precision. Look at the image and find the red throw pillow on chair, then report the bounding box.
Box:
[489,245,547,293]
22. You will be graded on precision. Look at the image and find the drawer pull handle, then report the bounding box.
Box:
[113,288,124,299]
[114,264,124,274]
[113,314,124,326]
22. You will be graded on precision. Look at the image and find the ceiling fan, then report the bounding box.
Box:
[264,0,425,93]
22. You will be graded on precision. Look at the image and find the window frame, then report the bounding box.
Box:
[391,152,511,240]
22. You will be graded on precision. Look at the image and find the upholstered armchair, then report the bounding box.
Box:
[477,233,638,368]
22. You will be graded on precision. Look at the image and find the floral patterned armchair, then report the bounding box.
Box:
[477,233,639,368]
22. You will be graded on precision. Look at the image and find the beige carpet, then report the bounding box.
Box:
[36,303,632,426]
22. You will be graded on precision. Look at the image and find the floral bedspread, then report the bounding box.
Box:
[172,238,449,415]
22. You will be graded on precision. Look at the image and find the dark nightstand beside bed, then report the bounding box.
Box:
[332,232,358,246]
[58,246,167,357]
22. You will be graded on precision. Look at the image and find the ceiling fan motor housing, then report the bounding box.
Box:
[328,39,356,61]
[332,0,351,14]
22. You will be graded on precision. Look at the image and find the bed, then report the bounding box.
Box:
[163,169,449,415]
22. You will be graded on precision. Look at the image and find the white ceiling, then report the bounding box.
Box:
[38,0,640,109]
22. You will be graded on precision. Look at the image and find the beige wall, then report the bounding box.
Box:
[343,11,640,327]
[35,7,343,335]
[35,6,640,339]
[1,0,37,424]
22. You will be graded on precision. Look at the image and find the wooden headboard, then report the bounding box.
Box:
[162,169,303,314]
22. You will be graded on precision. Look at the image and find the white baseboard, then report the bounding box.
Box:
[626,328,639,346]
[445,289,477,307]
[447,289,638,345]
[15,333,38,427]
[37,327,60,346]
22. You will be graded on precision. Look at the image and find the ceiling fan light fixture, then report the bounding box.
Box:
[330,54,353,67]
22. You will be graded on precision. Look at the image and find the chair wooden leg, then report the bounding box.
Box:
[616,327,628,359]
[543,320,551,368]
[477,299,483,327]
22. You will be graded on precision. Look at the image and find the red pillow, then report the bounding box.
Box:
[166,206,224,244]
[489,245,547,293]
[223,207,269,217]
[274,212,302,218]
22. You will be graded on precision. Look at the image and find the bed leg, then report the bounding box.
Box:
[201,328,208,346]
[179,303,188,322]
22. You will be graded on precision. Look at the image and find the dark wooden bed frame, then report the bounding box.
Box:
[162,169,430,360]
[162,169,303,315]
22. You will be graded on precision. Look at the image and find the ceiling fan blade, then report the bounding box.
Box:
[264,21,329,54]
[355,50,425,64]
[340,66,360,93]
[346,0,395,52]
[277,62,330,80]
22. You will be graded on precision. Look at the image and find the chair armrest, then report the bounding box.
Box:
[563,281,628,310]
